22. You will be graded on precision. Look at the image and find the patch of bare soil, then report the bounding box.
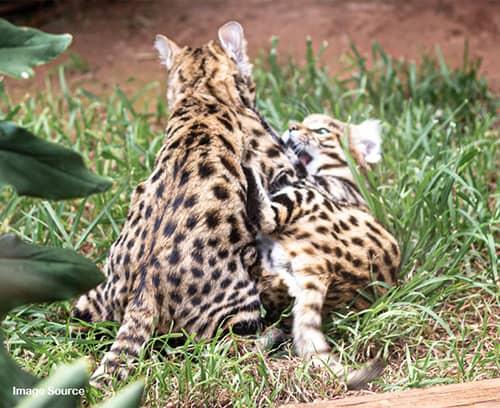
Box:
[3,0,500,100]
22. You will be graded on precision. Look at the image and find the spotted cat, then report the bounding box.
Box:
[73,21,295,383]
[257,114,400,389]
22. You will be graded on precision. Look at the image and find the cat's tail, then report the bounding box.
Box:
[344,357,385,390]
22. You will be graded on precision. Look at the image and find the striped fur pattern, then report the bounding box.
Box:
[72,22,296,385]
[257,114,400,389]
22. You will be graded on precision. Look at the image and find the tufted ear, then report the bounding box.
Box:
[218,21,252,77]
[350,119,382,164]
[154,34,180,69]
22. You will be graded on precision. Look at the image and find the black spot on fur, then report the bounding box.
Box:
[391,243,399,255]
[184,195,197,208]
[201,282,211,295]
[169,139,180,150]
[198,162,215,178]
[367,232,383,248]
[352,258,362,267]
[272,193,294,223]
[242,165,263,230]
[137,243,145,261]
[321,245,333,254]
[352,237,364,246]
[151,168,164,182]
[229,226,241,244]
[228,260,237,272]
[171,292,182,304]
[136,183,145,194]
[339,220,350,230]
[192,250,204,264]
[231,319,259,336]
[318,211,329,220]
[220,278,231,289]
[217,134,235,154]
[198,135,211,146]
[179,170,190,187]
[168,248,180,265]
[153,216,162,233]
[213,185,230,200]
[174,233,186,244]
[220,157,240,178]
[163,222,176,237]
[383,250,392,266]
[366,221,382,235]
[156,183,165,198]
[206,103,219,114]
[186,215,198,229]
[217,115,233,132]
[218,249,229,259]
[172,159,180,180]
[172,195,184,211]
[349,215,359,226]
[126,239,135,250]
[205,210,220,229]
[312,221,328,234]
[235,280,248,290]
[151,256,161,269]
[192,267,204,278]
[72,307,93,323]
[168,274,181,286]
[208,238,219,247]
[266,147,280,158]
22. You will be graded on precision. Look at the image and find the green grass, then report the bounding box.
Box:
[1,40,499,406]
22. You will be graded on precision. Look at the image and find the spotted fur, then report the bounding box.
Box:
[72,22,296,384]
[257,114,400,389]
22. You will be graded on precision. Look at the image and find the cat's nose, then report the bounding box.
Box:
[288,123,299,132]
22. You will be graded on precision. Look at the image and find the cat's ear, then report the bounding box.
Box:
[350,119,382,164]
[218,21,252,77]
[154,34,180,69]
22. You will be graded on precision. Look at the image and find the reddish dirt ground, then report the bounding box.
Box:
[3,0,500,99]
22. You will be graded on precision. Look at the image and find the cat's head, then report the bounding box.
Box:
[154,21,255,109]
[281,113,382,175]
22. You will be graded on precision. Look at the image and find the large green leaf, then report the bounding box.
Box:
[0,122,112,200]
[16,360,88,408]
[0,18,72,79]
[0,234,104,316]
[0,335,38,408]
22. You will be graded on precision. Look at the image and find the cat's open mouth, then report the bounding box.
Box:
[287,139,313,166]
[297,151,313,166]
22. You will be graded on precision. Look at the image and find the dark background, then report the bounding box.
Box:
[3,0,500,98]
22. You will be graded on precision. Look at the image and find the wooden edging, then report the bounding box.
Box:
[281,378,500,408]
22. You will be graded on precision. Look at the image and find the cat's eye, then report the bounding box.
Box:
[312,127,330,135]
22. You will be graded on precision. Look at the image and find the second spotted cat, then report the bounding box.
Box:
[257,114,400,389]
